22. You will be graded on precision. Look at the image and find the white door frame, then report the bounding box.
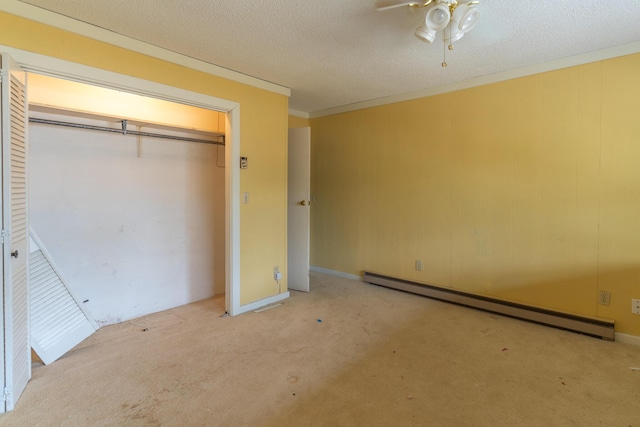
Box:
[0,45,243,315]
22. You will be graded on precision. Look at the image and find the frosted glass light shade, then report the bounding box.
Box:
[415,22,436,43]
[452,4,480,33]
[425,4,451,31]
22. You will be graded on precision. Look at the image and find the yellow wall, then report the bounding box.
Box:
[0,12,289,305]
[311,53,640,336]
[288,115,309,128]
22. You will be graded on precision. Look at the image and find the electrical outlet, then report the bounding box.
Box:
[273,266,281,281]
[415,260,423,271]
[598,290,611,306]
[632,299,640,315]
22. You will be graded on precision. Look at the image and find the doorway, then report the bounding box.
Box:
[0,47,243,315]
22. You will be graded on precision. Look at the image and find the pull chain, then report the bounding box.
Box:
[442,31,447,67]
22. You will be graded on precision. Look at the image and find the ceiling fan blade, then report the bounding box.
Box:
[376,1,426,11]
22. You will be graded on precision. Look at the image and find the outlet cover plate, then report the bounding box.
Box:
[632,299,640,314]
[598,290,611,306]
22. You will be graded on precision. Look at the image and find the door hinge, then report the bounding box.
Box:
[0,230,8,244]
[1,387,10,402]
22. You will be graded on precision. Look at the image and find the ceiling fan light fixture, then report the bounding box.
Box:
[453,4,480,33]
[382,0,482,67]
[425,3,451,31]
[415,22,436,43]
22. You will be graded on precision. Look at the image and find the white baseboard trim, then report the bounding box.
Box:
[310,265,362,281]
[237,292,290,315]
[615,332,640,347]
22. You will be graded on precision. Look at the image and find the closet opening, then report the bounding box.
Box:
[27,73,227,329]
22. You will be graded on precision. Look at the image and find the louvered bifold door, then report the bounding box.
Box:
[30,229,98,365]
[0,53,30,412]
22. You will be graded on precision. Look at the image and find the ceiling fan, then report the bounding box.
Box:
[377,0,481,67]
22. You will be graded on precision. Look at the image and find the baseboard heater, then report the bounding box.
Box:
[363,271,615,341]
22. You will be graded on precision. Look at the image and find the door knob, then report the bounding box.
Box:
[300,200,307,206]
[11,250,18,259]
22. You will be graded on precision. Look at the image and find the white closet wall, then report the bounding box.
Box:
[29,113,225,324]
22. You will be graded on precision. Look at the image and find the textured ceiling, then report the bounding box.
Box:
[16,0,640,113]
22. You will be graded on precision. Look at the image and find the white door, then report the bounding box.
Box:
[0,53,30,412]
[287,127,311,292]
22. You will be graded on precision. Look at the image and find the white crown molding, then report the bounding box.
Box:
[310,41,640,118]
[288,109,310,119]
[6,1,640,118]
[0,0,291,97]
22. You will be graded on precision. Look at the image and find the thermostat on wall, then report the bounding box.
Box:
[240,157,248,169]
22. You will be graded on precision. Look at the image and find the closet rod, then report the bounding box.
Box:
[29,117,225,146]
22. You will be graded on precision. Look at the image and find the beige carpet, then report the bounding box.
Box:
[0,271,639,426]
